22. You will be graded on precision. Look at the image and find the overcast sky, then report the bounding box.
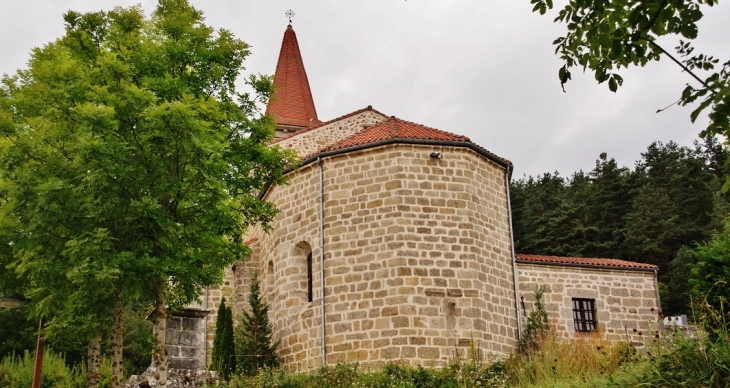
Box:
[1,1,727,178]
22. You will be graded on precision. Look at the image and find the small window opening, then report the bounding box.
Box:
[306,252,313,303]
[266,261,274,304]
[572,298,597,332]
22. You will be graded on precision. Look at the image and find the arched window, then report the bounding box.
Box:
[292,241,313,304]
[307,252,313,303]
[266,260,274,305]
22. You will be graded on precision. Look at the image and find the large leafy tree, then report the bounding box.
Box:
[0,0,295,385]
[530,0,729,166]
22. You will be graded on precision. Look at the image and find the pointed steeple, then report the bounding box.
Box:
[267,25,321,138]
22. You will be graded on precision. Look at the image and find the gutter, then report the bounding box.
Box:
[505,165,522,342]
[317,157,326,367]
[302,138,511,169]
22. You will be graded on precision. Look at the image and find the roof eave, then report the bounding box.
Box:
[303,138,512,169]
[515,259,658,272]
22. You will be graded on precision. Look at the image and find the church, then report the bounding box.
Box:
[166,23,662,372]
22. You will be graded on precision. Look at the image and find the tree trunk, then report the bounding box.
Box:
[87,334,101,388]
[151,276,168,385]
[110,291,124,388]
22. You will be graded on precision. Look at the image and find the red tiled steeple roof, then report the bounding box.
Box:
[266,25,321,129]
[516,253,658,271]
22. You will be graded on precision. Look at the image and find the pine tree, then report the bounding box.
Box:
[211,297,236,379]
[236,273,280,376]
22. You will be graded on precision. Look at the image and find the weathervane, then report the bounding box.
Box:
[285,9,295,25]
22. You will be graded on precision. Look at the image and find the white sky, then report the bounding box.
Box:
[1,1,727,178]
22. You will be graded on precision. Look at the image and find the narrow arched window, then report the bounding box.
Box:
[266,260,274,305]
[306,252,313,303]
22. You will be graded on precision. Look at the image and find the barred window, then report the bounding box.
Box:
[572,298,597,332]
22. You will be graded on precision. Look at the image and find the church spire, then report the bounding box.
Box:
[266,22,321,137]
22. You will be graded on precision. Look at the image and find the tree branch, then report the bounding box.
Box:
[645,39,711,90]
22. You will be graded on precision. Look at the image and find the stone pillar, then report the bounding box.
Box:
[165,308,210,370]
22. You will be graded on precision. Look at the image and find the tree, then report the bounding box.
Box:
[530,0,730,160]
[519,285,549,353]
[691,217,730,308]
[583,153,636,258]
[211,297,236,380]
[236,273,279,376]
[0,1,295,385]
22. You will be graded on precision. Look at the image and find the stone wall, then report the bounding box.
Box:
[225,143,518,372]
[275,109,387,158]
[516,263,660,345]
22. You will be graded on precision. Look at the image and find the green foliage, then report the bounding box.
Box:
[520,285,550,352]
[99,302,153,376]
[607,299,730,388]
[0,0,297,361]
[0,308,36,362]
[212,297,236,380]
[236,273,280,376]
[227,360,509,388]
[691,217,730,309]
[0,349,112,388]
[530,0,730,145]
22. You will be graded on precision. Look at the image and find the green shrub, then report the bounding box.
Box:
[0,349,112,388]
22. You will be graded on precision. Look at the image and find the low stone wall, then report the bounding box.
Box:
[516,263,660,345]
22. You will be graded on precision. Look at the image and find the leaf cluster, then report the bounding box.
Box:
[530,0,730,146]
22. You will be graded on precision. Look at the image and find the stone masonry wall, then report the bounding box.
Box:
[317,144,518,368]
[225,143,518,371]
[517,263,660,345]
[275,109,387,158]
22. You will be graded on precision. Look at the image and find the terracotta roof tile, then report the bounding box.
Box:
[244,237,259,246]
[266,25,320,128]
[320,116,469,153]
[292,115,511,168]
[516,253,658,270]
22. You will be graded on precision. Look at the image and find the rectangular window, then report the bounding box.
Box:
[306,252,313,303]
[572,298,596,332]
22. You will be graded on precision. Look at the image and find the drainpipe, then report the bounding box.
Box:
[505,165,522,341]
[653,269,662,320]
[318,157,326,367]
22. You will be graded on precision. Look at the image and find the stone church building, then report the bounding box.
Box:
[167,24,662,372]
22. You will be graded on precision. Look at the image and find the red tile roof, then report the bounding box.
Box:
[266,25,321,128]
[321,116,469,152]
[300,116,511,167]
[516,253,658,270]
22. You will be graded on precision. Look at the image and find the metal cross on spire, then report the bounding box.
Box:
[285,9,295,25]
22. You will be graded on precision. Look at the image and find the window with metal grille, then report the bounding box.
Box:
[572,298,597,332]
[306,252,313,303]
